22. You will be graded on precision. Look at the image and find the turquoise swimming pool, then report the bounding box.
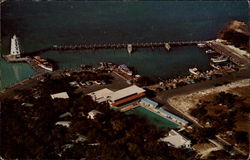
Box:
[126,106,179,129]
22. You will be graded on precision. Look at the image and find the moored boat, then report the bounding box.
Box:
[33,56,53,71]
[118,64,133,76]
[189,67,200,75]
[197,43,206,48]
[210,63,220,70]
[205,49,216,54]
[127,44,132,54]
[164,43,171,51]
[211,56,228,63]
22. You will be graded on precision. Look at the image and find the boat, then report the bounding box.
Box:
[210,63,220,70]
[118,64,133,76]
[205,49,216,54]
[127,44,132,54]
[10,35,21,58]
[189,67,200,75]
[211,56,228,63]
[197,43,206,48]
[33,56,53,71]
[164,43,171,51]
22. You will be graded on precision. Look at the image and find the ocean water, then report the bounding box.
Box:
[1,1,248,89]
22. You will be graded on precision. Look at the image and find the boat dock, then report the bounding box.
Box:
[207,41,249,67]
[51,41,205,53]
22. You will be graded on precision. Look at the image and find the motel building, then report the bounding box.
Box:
[88,85,189,127]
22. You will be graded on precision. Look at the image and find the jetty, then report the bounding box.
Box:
[51,41,205,54]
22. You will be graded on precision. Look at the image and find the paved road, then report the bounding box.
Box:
[152,68,250,127]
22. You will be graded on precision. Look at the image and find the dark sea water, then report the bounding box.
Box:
[0,1,249,89]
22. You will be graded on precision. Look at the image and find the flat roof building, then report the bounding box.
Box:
[110,85,145,103]
[51,92,69,99]
[159,129,191,149]
[88,88,114,103]
[88,85,146,107]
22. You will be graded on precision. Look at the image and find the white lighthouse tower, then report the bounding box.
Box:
[10,35,21,58]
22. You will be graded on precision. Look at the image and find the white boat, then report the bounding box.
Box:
[164,43,171,51]
[127,44,132,54]
[211,56,228,63]
[118,64,133,76]
[33,56,53,71]
[205,49,216,54]
[210,63,220,70]
[197,43,206,48]
[189,67,200,75]
[10,35,21,58]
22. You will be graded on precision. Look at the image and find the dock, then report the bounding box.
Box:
[51,41,205,53]
[207,41,250,67]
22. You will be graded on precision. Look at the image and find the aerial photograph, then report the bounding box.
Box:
[0,0,249,159]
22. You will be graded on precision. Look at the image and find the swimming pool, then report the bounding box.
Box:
[126,106,179,129]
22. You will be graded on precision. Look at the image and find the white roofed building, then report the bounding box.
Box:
[88,85,146,107]
[109,85,145,103]
[159,129,192,149]
[87,110,102,120]
[51,92,69,99]
[88,88,114,103]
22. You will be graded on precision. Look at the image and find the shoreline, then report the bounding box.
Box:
[1,39,249,92]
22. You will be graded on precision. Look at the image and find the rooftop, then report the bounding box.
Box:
[51,92,69,99]
[160,129,191,149]
[110,85,145,102]
[88,88,114,103]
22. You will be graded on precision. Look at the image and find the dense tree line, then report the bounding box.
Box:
[0,78,195,159]
[190,91,249,157]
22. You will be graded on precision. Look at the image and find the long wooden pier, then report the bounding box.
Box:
[51,41,205,52]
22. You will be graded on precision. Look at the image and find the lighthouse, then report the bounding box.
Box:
[10,35,21,58]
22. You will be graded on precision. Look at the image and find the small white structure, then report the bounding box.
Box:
[159,129,191,149]
[51,92,69,99]
[88,88,114,103]
[87,110,102,120]
[55,121,71,128]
